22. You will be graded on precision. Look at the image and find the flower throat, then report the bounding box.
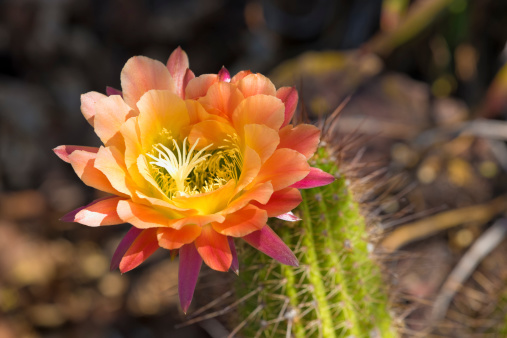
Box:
[147,137,242,198]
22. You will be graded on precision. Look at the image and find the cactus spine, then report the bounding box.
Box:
[236,147,397,337]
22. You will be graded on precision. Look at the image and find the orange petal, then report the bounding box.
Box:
[61,196,124,226]
[185,74,218,99]
[81,91,107,126]
[185,99,230,125]
[119,228,159,273]
[198,82,244,119]
[250,148,310,191]
[244,124,280,163]
[117,199,180,228]
[232,95,285,133]
[213,205,267,237]
[135,190,195,215]
[237,73,276,97]
[67,149,122,196]
[120,116,143,169]
[187,120,237,149]
[54,145,99,163]
[231,70,252,84]
[117,199,222,230]
[253,187,302,217]
[136,90,190,149]
[195,225,232,272]
[235,146,261,194]
[157,225,201,250]
[121,56,175,109]
[278,124,320,159]
[172,180,236,215]
[94,146,132,197]
[166,46,190,98]
[93,95,136,147]
[224,181,273,215]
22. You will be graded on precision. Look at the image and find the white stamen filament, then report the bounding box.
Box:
[147,138,213,193]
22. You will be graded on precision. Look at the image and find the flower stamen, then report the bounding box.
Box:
[147,138,212,195]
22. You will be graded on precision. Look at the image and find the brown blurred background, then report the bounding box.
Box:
[1,0,507,337]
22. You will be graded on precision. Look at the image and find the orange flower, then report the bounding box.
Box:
[54,47,334,312]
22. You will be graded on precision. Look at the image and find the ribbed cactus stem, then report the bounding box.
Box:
[235,147,397,337]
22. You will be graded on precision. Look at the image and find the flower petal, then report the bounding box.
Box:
[185,74,218,99]
[81,91,107,126]
[218,66,231,82]
[106,86,123,97]
[67,149,121,195]
[278,124,320,159]
[185,99,230,125]
[237,73,276,97]
[213,205,267,237]
[276,211,301,222]
[121,56,175,109]
[183,69,195,98]
[61,196,124,227]
[228,237,239,275]
[235,146,261,194]
[110,226,143,271]
[119,228,159,273]
[225,181,273,215]
[276,87,298,127]
[231,70,252,84]
[242,225,298,266]
[195,225,232,272]
[166,46,190,98]
[232,95,285,132]
[94,146,132,196]
[120,116,143,169]
[136,90,190,149]
[178,243,203,313]
[157,225,202,250]
[198,82,244,119]
[172,180,236,215]
[188,120,237,149]
[93,95,135,146]
[291,167,335,189]
[244,124,280,163]
[253,187,302,217]
[53,145,99,163]
[250,148,310,191]
[117,199,221,229]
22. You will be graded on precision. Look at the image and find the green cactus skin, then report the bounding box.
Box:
[235,148,397,337]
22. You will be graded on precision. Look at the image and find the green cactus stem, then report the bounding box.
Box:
[235,147,397,337]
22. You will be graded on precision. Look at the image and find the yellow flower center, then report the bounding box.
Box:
[147,136,242,198]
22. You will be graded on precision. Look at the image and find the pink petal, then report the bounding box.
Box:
[276,86,298,127]
[228,237,239,275]
[110,226,143,271]
[218,66,231,82]
[242,225,298,267]
[290,167,335,189]
[119,228,159,273]
[106,86,123,97]
[53,145,99,163]
[276,211,301,222]
[179,243,203,313]
[61,196,124,227]
[167,46,190,98]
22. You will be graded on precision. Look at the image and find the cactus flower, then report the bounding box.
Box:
[54,47,334,312]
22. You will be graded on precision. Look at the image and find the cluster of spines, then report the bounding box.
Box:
[235,147,396,337]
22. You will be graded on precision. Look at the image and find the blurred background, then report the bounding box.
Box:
[1,0,507,337]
